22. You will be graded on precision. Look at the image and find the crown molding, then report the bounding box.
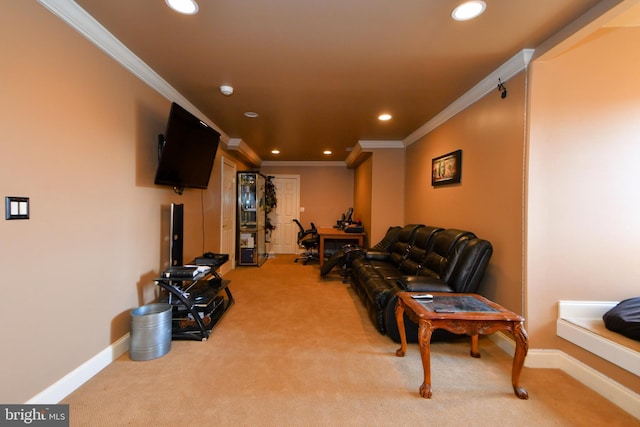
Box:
[36,0,230,142]
[344,140,404,168]
[357,140,405,149]
[344,144,363,167]
[403,49,534,146]
[226,139,262,168]
[261,161,346,167]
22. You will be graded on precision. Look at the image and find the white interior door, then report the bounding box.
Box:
[268,175,299,254]
[219,157,236,274]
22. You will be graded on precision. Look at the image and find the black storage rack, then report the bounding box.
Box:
[155,254,233,341]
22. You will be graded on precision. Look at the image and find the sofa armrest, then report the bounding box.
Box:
[396,275,453,293]
[364,249,390,261]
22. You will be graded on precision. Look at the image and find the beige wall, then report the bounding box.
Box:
[370,149,405,244]
[259,164,354,228]
[527,26,640,393]
[352,149,406,246]
[0,2,243,402]
[404,72,527,315]
[353,155,373,245]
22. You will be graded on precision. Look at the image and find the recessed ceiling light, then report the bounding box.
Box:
[378,113,392,121]
[271,149,280,155]
[451,1,486,21]
[165,0,199,15]
[244,112,259,118]
[323,150,332,155]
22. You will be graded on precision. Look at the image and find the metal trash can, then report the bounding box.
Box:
[130,303,172,361]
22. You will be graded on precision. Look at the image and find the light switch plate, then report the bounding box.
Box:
[5,197,29,220]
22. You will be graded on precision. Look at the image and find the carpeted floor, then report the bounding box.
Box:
[62,255,638,426]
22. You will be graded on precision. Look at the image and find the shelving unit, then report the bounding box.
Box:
[237,172,267,266]
[155,254,233,341]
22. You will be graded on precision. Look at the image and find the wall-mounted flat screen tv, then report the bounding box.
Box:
[154,102,220,193]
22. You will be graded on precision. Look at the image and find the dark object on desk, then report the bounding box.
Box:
[336,207,354,229]
[341,207,353,224]
[344,224,363,233]
[293,219,319,264]
[603,297,640,341]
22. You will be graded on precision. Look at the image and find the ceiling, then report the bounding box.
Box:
[71,0,611,162]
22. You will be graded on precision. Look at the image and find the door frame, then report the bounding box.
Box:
[219,156,236,275]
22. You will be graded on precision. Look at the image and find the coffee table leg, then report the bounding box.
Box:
[417,320,434,398]
[470,334,481,358]
[395,300,407,357]
[511,322,529,399]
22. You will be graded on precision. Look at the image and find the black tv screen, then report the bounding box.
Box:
[154,102,220,191]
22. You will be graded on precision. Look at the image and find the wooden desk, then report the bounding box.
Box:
[395,292,529,399]
[316,227,365,267]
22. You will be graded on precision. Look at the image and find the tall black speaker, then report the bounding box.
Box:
[170,203,184,266]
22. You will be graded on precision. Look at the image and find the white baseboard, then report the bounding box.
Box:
[27,334,130,404]
[489,332,640,420]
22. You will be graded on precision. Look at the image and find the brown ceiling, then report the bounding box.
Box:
[73,0,605,162]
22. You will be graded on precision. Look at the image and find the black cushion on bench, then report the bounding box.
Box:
[603,297,640,341]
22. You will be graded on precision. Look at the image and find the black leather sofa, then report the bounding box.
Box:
[350,224,493,343]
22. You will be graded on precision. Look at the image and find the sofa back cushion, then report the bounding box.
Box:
[419,229,474,280]
[399,226,444,275]
[371,226,402,251]
[387,224,424,266]
[446,238,493,293]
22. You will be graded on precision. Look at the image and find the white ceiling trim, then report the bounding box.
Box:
[344,143,364,167]
[36,0,266,163]
[226,139,262,167]
[261,161,346,167]
[344,140,404,167]
[358,140,405,149]
[403,49,534,147]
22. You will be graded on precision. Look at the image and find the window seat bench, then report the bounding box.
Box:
[557,300,640,376]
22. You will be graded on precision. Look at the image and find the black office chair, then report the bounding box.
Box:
[293,219,319,264]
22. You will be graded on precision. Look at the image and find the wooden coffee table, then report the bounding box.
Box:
[395,292,529,399]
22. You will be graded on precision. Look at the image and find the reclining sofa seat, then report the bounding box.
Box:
[368,226,402,251]
[385,229,494,342]
[351,224,434,331]
[350,225,493,343]
[319,225,402,278]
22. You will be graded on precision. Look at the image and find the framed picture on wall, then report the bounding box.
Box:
[431,149,462,186]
